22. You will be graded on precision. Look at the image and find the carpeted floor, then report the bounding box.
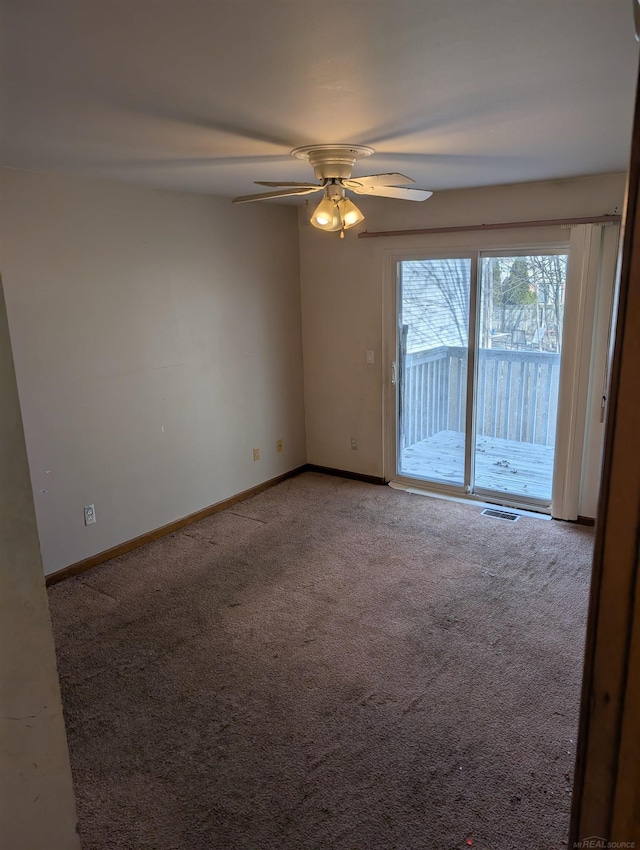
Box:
[48,472,593,850]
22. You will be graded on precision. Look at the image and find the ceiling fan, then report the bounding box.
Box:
[232,144,433,236]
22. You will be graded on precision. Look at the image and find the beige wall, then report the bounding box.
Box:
[0,168,306,575]
[0,168,625,578]
[0,279,80,849]
[298,172,626,512]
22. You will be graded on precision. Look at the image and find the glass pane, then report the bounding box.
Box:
[398,258,471,485]
[474,254,567,502]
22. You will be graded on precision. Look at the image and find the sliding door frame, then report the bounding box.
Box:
[383,231,599,516]
[471,246,570,510]
[464,255,480,495]
[384,249,477,497]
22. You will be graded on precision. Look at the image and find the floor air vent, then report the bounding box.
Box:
[481,508,519,521]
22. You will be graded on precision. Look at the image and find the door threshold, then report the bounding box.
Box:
[388,479,552,520]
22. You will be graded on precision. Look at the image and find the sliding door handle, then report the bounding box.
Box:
[391,361,398,384]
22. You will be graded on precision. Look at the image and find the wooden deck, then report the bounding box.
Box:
[399,429,554,502]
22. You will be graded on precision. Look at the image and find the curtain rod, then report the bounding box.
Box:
[357,214,621,239]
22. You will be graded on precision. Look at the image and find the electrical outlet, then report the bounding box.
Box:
[253,448,260,462]
[366,350,375,364]
[350,437,358,450]
[276,439,283,453]
[84,504,96,526]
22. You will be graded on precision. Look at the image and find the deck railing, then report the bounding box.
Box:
[401,345,561,449]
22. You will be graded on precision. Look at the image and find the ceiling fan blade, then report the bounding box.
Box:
[232,186,323,204]
[254,181,323,188]
[354,185,433,201]
[342,173,414,190]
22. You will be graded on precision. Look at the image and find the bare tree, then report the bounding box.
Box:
[401,254,566,353]
[526,254,567,351]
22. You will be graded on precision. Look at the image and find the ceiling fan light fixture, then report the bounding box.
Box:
[310,196,342,231]
[337,197,365,229]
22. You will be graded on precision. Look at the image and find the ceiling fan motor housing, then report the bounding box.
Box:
[291,144,375,180]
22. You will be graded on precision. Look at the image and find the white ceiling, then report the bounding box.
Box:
[1,1,638,201]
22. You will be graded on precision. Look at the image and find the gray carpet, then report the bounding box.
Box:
[48,472,593,850]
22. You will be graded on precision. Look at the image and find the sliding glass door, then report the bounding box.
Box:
[474,254,565,502]
[398,257,471,487]
[397,250,568,508]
